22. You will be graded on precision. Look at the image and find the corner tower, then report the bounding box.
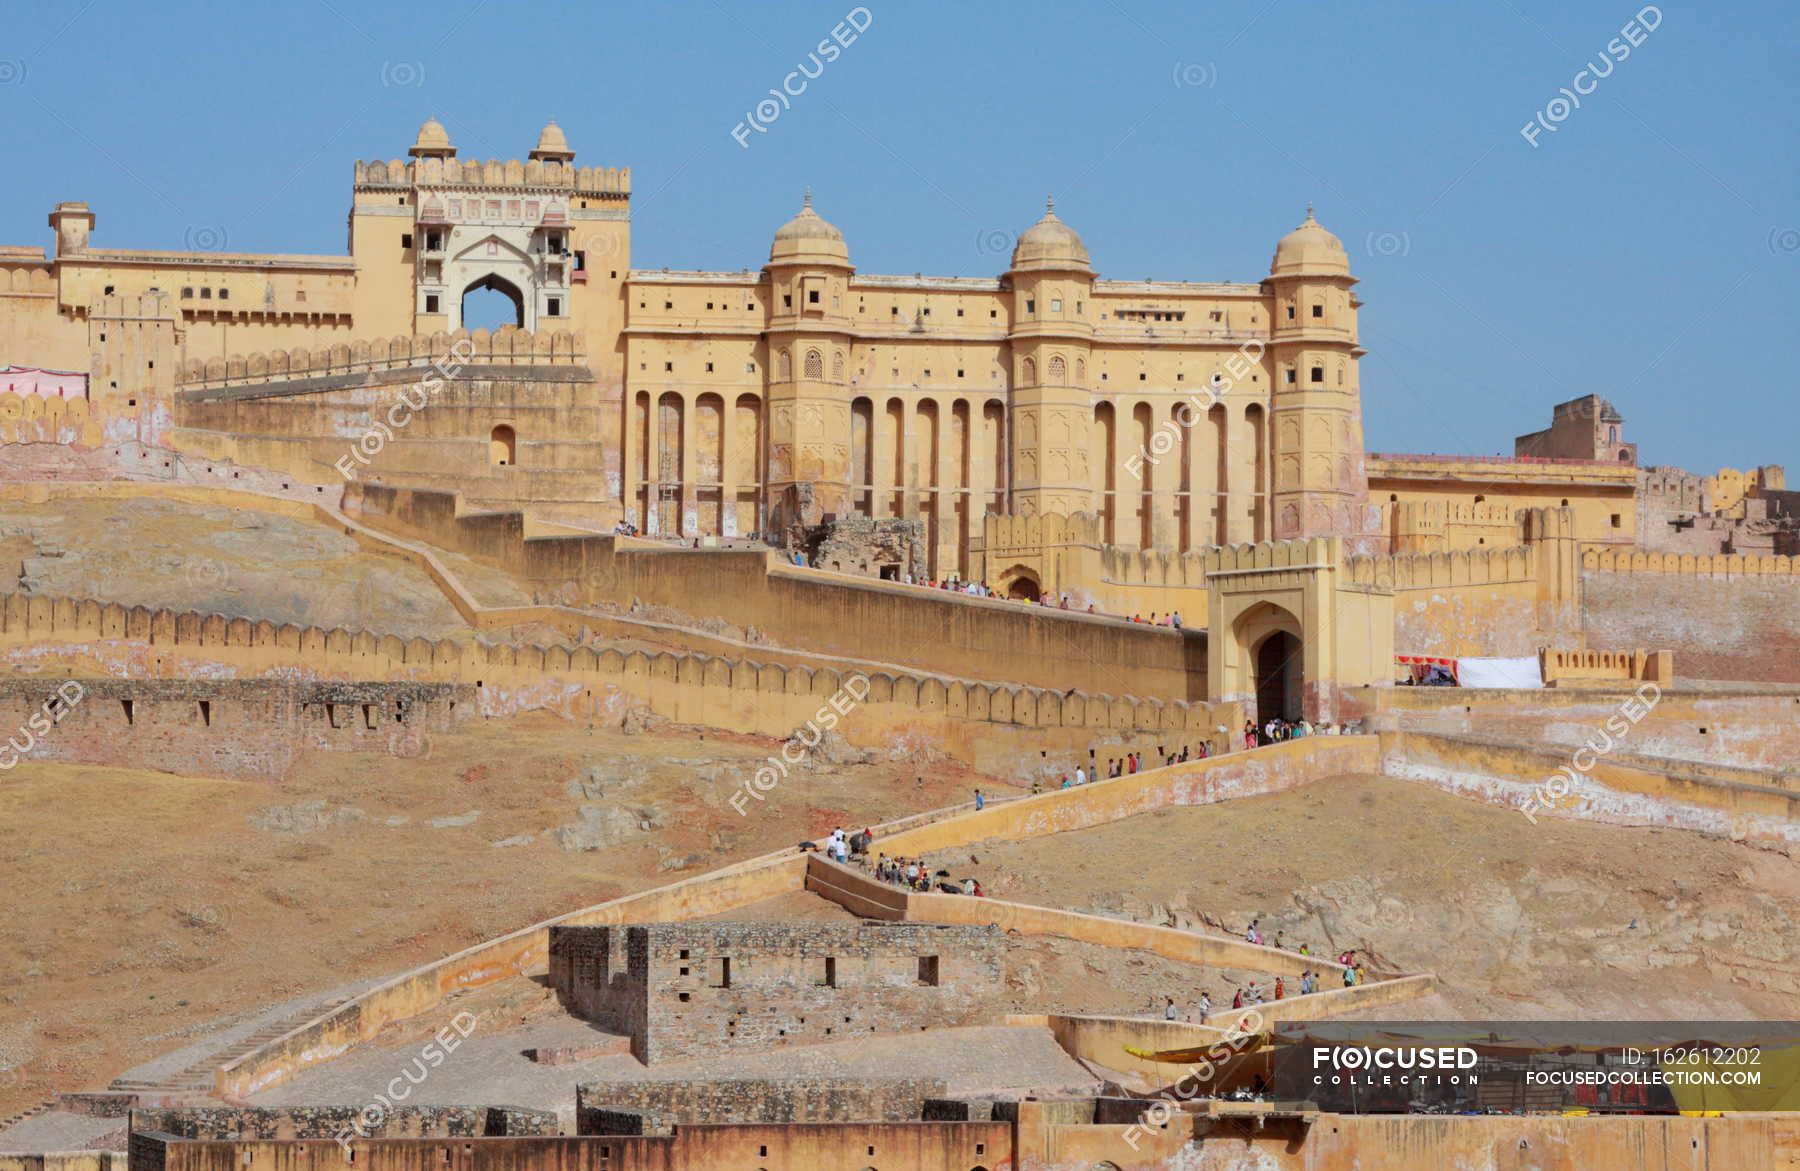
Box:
[763,192,855,532]
[1265,207,1377,547]
[1006,198,1096,520]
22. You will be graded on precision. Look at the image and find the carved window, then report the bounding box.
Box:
[804,349,823,379]
[1048,355,1066,383]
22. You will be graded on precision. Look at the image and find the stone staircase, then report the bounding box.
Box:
[0,1096,59,1134]
[107,995,354,1099]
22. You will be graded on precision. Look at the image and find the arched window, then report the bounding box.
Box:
[778,349,792,380]
[1048,354,1067,383]
[832,350,845,380]
[490,424,516,466]
[804,349,823,379]
[1022,356,1037,385]
[1075,358,1086,384]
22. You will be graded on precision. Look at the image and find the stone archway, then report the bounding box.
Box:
[997,564,1041,601]
[1230,600,1303,723]
[462,274,525,330]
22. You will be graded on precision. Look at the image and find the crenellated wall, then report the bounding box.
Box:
[0,590,1236,777]
[351,158,630,195]
[168,327,602,511]
[0,391,106,446]
[174,327,585,392]
[343,484,1210,699]
[1581,547,1800,682]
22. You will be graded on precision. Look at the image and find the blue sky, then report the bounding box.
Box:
[4,0,1794,471]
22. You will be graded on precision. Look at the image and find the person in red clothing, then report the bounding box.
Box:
[1232,987,1244,1010]
[1274,977,1285,1000]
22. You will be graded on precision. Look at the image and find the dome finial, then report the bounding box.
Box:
[1046,194,1055,215]
[803,187,813,210]
[1305,201,1316,220]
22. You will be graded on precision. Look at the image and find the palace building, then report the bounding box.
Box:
[4,120,1381,573]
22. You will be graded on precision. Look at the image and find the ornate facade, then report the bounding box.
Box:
[1,120,1386,579]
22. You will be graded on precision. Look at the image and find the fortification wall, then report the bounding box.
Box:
[0,589,1233,779]
[1380,731,1800,847]
[575,1078,946,1130]
[346,483,1207,699]
[1346,546,1549,657]
[1580,549,1800,683]
[170,328,603,510]
[1357,685,1800,774]
[0,391,106,447]
[0,678,469,781]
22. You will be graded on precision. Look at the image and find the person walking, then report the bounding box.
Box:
[1164,996,1178,1021]
[974,788,985,811]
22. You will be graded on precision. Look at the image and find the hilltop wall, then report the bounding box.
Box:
[0,591,1237,778]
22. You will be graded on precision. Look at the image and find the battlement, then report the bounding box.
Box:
[1346,545,1533,590]
[175,326,585,390]
[1582,547,1800,577]
[353,157,629,196]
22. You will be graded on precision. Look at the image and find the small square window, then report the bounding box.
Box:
[1025,299,1035,313]
[955,308,964,317]
[401,233,413,249]
[547,297,561,316]
[664,362,673,372]
[784,294,794,307]
[200,287,212,299]
[1310,366,1324,383]
[425,294,440,313]
[745,362,756,373]
[891,306,899,316]
[1176,373,1185,381]
[1051,299,1062,311]
[104,284,114,295]
[706,301,714,310]
[705,362,714,372]
[921,307,930,316]
[1286,305,1295,320]
[1611,514,1622,527]
[989,309,997,318]
[1285,369,1296,384]
[664,301,673,310]
[808,289,820,304]
[957,369,965,378]
[1138,372,1147,381]
[923,369,931,377]
[1312,304,1323,318]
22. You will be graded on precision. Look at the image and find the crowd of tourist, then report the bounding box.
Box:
[1169,938,1371,1022]
[1241,716,1362,747]
[870,852,985,896]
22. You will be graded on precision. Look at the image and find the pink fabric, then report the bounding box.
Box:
[1,366,88,398]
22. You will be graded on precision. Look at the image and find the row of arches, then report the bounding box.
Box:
[619,390,1279,567]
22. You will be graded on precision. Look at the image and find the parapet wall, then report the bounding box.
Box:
[346,483,1208,699]
[0,589,1233,779]
[352,156,630,194]
[175,327,585,392]
[0,391,106,447]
